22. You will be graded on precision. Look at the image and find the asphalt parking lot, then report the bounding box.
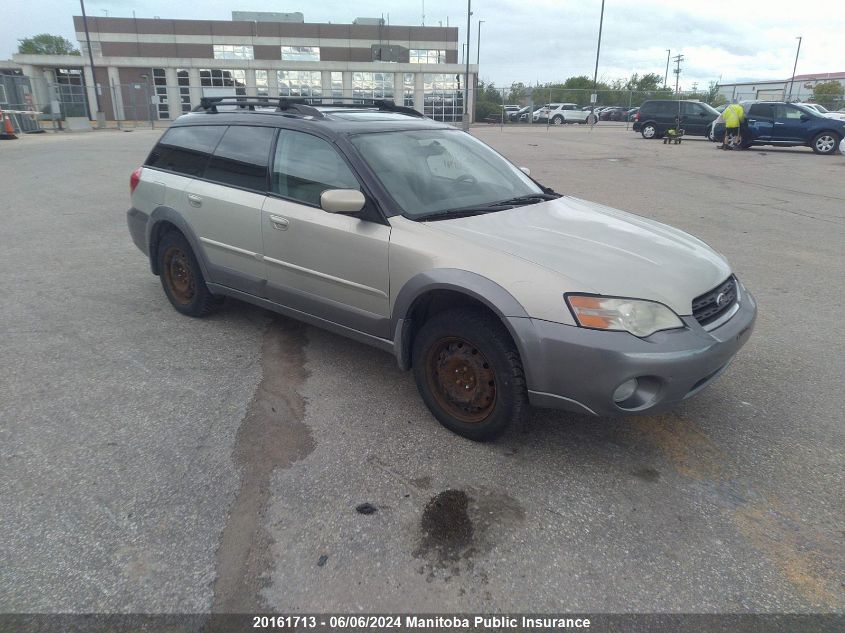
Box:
[1,125,843,614]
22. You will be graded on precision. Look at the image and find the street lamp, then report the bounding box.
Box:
[787,36,802,101]
[464,0,472,128]
[477,20,485,65]
[589,0,606,127]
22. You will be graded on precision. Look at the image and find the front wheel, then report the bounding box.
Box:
[552,115,563,125]
[641,123,658,139]
[412,308,528,441]
[811,132,840,155]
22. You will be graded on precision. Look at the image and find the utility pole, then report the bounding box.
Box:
[477,20,485,65]
[664,49,670,89]
[589,0,606,128]
[464,0,472,129]
[672,53,684,93]
[787,36,802,101]
[80,0,105,128]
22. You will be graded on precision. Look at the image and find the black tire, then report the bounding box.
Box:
[810,131,840,155]
[412,308,528,441]
[156,230,219,317]
[641,123,658,139]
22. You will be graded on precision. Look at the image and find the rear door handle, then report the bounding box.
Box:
[774,122,785,125]
[187,194,203,207]
[269,215,290,230]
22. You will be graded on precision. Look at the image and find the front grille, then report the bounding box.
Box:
[692,276,738,327]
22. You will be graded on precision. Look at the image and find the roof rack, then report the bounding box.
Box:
[193,96,425,119]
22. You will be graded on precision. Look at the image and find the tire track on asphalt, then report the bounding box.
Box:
[211,318,315,613]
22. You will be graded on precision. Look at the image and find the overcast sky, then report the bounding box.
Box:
[4,0,843,88]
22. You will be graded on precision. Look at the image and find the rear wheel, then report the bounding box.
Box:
[552,115,563,125]
[157,231,219,317]
[412,308,528,441]
[641,123,658,139]
[811,132,840,155]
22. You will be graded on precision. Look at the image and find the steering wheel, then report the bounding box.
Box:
[456,174,477,185]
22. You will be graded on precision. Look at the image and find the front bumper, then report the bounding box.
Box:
[518,286,757,416]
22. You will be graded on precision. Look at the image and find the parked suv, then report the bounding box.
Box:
[711,101,845,154]
[534,103,597,124]
[633,99,720,139]
[128,97,756,440]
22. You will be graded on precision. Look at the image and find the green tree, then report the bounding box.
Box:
[18,34,80,55]
[811,81,844,109]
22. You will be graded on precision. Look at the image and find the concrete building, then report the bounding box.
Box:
[11,12,478,123]
[717,71,845,103]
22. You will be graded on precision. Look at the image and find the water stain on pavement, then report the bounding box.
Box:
[211,318,315,613]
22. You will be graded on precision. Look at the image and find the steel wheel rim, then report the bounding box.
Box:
[163,246,195,305]
[643,125,655,138]
[425,336,497,424]
[816,136,834,152]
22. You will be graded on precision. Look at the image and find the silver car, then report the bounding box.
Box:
[127,97,756,440]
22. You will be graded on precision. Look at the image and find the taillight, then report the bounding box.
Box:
[634,112,640,121]
[130,167,142,193]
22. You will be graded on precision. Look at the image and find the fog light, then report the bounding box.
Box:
[613,378,638,403]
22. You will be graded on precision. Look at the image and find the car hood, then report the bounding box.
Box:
[424,196,732,315]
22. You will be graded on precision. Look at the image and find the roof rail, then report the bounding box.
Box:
[194,96,325,118]
[193,96,425,119]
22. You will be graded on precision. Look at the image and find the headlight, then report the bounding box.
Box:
[565,295,684,338]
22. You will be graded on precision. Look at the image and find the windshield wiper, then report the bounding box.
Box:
[414,208,504,221]
[413,192,562,222]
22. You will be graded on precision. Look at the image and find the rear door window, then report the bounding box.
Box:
[204,126,275,191]
[748,103,774,119]
[146,125,226,177]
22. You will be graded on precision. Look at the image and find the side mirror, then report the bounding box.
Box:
[800,115,810,122]
[519,166,531,176]
[320,189,366,214]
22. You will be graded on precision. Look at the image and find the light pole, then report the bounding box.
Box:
[589,0,606,128]
[80,0,105,127]
[664,49,670,89]
[464,0,472,128]
[477,20,485,65]
[787,36,802,101]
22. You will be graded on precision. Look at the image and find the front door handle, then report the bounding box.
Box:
[269,215,290,230]
[187,194,203,207]
[774,122,785,125]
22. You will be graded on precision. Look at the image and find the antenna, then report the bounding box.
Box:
[422,0,425,26]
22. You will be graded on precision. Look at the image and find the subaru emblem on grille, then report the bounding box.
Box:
[716,292,727,307]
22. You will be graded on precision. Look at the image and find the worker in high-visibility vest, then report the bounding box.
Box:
[720,102,746,150]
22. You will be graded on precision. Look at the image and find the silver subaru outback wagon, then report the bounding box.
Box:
[127,97,756,440]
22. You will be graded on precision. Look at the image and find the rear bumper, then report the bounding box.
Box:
[518,284,757,417]
[127,207,149,255]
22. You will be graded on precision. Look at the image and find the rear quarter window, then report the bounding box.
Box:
[146,125,226,177]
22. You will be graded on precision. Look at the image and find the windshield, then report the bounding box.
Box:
[350,129,543,217]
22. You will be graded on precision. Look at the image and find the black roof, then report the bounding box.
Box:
[171,96,451,137]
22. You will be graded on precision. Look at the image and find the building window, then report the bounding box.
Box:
[372,45,400,62]
[331,72,343,102]
[255,70,269,97]
[177,69,191,113]
[410,49,446,64]
[153,68,169,119]
[352,72,394,101]
[53,68,87,118]
[404,73,415,107]
[213,44,254,60]
[278,70,322,97]
[200,69,247,95]
[423,73,463,122]
[281,46,320,61]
